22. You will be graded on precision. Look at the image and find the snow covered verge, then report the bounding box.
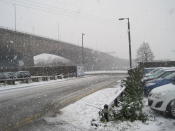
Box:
[44,83,175,131]
[85,70,127,75]
[0,77,76,92]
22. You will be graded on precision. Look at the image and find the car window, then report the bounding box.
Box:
[160,71,173,78]
[151,70,165,78]
[164,73,175,79]
[149,68,161,74]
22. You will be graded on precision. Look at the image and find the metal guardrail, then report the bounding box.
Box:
[0,74,65,85]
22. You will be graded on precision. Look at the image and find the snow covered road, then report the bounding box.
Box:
[19,85,175,131]
[0,75,124,131]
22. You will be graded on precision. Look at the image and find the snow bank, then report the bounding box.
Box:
[85,70,127,75]
[44,84,122,130]
[0,77,75,92]
[44,83,175,131]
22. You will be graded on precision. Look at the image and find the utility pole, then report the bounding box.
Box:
[14,4,17,31]
[58,23,59,40]
[82,33,85,66]
[119,18,132,68]
[13,3,17,66]
[127,18,132,68]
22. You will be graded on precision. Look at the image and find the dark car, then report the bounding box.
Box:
[0,73,5,80]
[144,73,175,96]
[15,71,31,78]
[144,67,156,75]
[4,72,16,79]
[0,72,15,79]
[143,69,175,82]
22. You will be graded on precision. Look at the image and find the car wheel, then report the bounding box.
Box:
[170,100,175,118]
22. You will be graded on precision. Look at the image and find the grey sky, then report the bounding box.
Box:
[0,0,175,60]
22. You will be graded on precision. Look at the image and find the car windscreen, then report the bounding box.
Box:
[149,68,161,74]
[151,70,165,78]
[163,72,175,79]
[159,71,174,78]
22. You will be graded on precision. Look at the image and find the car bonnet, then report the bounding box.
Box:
[151,83,175,94]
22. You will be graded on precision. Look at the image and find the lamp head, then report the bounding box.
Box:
[119,18,129,21]
[118,18,125,20]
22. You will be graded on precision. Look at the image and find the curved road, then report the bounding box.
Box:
[0,75,125,131]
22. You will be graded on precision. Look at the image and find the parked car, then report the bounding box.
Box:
[144,67,156,75]
[4,72,16,79]
[0,72,5,80]
[144,68,165,80]
[144,67,164,77]
[0,72,15,79]
[144,73,175,95]
[15,71,31,78]
[143,68,175,82]
[148,83,175,118]
[144,67,175,78]
[147,72,175,84]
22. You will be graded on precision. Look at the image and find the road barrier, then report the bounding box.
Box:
[0,66,77,85]
[0,66,77,77]
[0,74,65,85]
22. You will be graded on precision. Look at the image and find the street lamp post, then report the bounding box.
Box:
[82,33,85,66]
[119,18,132,68]
[13,3,17,31]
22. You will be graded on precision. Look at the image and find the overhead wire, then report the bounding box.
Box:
[0,0,115,22]
[0,0,80,18]
[17,0,79,13]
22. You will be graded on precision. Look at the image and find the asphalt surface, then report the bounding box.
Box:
[0,75,125,131]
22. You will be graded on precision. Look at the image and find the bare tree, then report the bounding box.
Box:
[136,42,154,63]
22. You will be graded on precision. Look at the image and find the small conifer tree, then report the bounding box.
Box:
[118,67,147,122]
[98,67,147,122]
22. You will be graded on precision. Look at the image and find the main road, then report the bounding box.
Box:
[0,74,126,131]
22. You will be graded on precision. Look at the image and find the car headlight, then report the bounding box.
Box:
[148,92,152,97]
[152,93,165,99]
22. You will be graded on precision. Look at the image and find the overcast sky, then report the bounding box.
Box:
[0,0,175,60]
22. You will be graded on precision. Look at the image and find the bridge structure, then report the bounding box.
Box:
[0,27,127,71]
[0,28,82,68]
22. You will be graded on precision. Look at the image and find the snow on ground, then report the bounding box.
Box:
[44,84,122,131]
[85,70,127,75]
[44,83,175,131]
[0,77,76,92]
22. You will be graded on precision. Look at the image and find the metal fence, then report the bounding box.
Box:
[0,66,77,76]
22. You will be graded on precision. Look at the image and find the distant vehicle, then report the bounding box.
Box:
[15,71,31,78]
[0,72,15,79]
[4,72,16,79]
[148,83,175,118]
[144,73,175,95]
[0,72,5,80]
